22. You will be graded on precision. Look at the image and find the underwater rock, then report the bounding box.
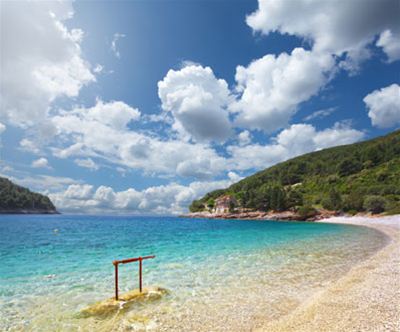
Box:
[79,286,169,318]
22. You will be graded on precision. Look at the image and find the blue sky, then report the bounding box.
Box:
[1,0,399,214]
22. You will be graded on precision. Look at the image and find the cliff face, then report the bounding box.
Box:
[190,130,400,217]
[0,177,58,214]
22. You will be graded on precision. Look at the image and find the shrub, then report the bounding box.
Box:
[363,196,387,214]
[338,158,362,176]
[189,200,204,213]
[343,192,364,212]
[347,209,358,216]
[206,198,215,210]
[297,206,318,220]
[322,189,342,210]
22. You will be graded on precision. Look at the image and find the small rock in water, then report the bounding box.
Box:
[79,286,169,318]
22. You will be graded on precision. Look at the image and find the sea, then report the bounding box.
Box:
[0,215,388,331]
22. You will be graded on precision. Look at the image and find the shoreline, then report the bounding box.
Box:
[182,209,338,221]
[255,214,400,332]
[0,209,59,214]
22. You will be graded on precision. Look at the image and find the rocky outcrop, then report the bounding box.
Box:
[183,209,340,222]
[80,286,169,318]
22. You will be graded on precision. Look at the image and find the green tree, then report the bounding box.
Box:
[229,201,236,213]
[322,189,342,210]
[343,191,364,212]
[206,198,215,210]
[270,186,286,211]
[363,196,387,214]
[287,189,303,208]
[297,205,317,220]
[337,158,362,176]
[189,200,204,212]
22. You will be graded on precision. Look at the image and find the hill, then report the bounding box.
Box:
[0,177,58,214]
[189,130,400,218]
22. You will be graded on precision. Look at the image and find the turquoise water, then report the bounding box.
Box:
[0,215,388,331]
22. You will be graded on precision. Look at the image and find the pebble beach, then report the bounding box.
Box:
[257,215,400,332]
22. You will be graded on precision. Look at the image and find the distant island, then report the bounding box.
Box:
[0,177,58,214]
[187,130,400,221]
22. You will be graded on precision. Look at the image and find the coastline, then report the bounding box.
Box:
[0,209,59,214]
[183,209,338,221]
[256,214,400,332]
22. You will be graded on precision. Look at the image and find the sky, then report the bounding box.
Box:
[1,0,399,214]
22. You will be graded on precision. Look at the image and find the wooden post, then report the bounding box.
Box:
[139,257,143,292]
[113,261,119,300]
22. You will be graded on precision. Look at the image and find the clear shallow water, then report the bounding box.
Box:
[0,215,388,331]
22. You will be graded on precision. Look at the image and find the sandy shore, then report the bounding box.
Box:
[256,215,400,332]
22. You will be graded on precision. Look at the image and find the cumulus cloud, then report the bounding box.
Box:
[74,158,99,171]
[229,0,398,132]
[64,184,93,199]
[363,84,400,128]
[73,99,140,129]
[376,30,400,63]
[227,122,365,171]
[0,1,95,128]
[31,157,51,169]
[238,130,251,146]
[49,174,241,214]
[232,48,335,132]
[312,122,366,149]
[247,0,400,67]
[51,100,227,179]
[158,64,232,142]
[111,33,125,58]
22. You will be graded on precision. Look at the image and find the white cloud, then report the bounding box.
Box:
[74,158,99,171]
[363,84,400,128]
[93,64,104,73]
[8,174,79,192]
[50,94,366,181]
[158,64,232,142]
[19,138,45,155]
[303,107,336,122]
[232,48,335,132]
[0,165,13,174]
[49,174,241,214]
[31,157,51,169]
[313,122,366,149]
[227,122,365,171]
[247,0,400,66]
[0,1,95,128]
[238,130,251,146]
[376,30,400,63]
[69,99,141,130]
[0,122,5,147]
[52,100,227,179]
[64,184,93,199]
[111,33,125,58]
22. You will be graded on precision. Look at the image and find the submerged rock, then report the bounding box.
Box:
[79,286,169,318]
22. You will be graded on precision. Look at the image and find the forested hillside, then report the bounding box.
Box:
[190,130,400,216]
[0,177,58,214]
